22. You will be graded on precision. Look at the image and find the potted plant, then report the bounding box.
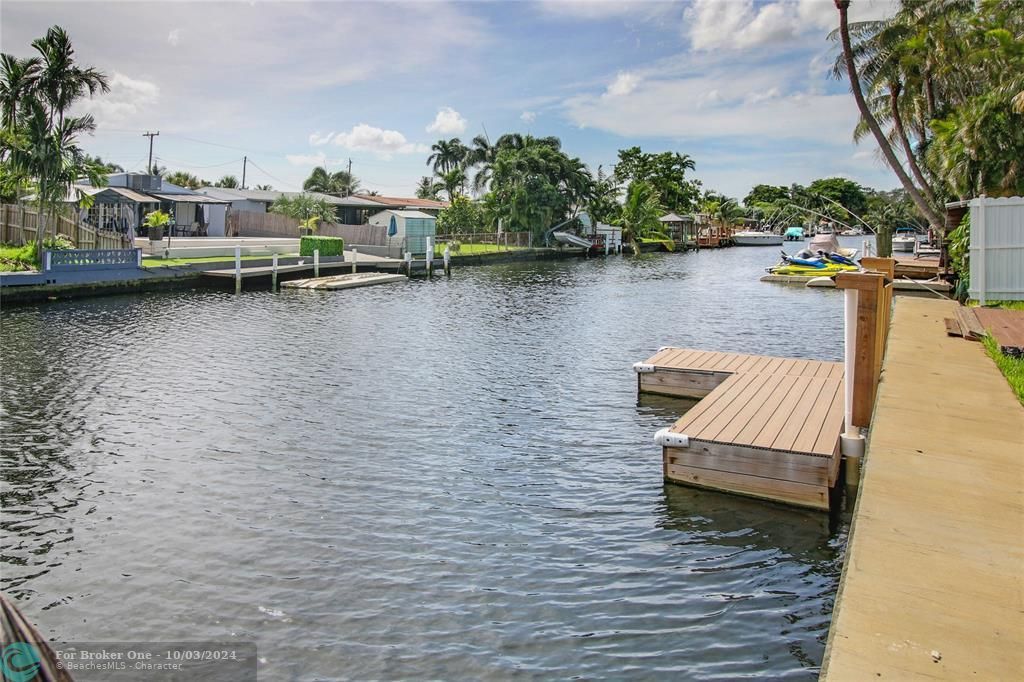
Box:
[143,209,170,242]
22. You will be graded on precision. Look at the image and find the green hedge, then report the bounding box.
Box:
[300,236,345,257]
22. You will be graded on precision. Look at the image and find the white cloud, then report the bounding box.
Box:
[520,110,537,123]
[605,71,641,97]
[425,107,467,135]
[564,66,858,145]
[309,131,335,146]
[332,123,428,157]
[685,0,898,51]
[286,152,330,167]
[167,29,180,46]
[78,72,160,123]
[536,0,674,21]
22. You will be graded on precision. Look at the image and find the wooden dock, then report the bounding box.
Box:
[201,253,403,279]
[821,297,1024,680]
[636,349,844,509]
[280,272,406,290]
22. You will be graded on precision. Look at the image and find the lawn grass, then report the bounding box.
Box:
[0,243,38,272]
[982,334,1024,406]
[142,254,297,267]
[434,243,529,256]
[969,299,1024,311]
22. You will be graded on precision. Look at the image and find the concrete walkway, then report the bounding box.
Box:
[821,297,1024,679]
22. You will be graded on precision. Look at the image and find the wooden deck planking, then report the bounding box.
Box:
[647,348,841,378]
[821,297,1024,680]
[694,373,783,443]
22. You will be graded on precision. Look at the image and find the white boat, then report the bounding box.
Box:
[892,227,917,252]
[809,232,858,259]
[840,228,863,236]
[552,231,593,249]
[732,230,784,246]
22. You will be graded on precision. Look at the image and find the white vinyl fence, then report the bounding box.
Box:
[969,195,1024,303]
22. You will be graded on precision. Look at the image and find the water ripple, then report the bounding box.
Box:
[1,247,855,679]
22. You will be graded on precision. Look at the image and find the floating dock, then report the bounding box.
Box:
[636,349,844,510]
[821,297,1024,680]
[759,273,951,294]
[280,272,406,290]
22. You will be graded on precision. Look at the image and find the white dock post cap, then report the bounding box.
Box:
[632,362,655,374]
[654,428,689,448]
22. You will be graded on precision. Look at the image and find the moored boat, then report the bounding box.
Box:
[784,226,805,241]
[732,230,784,246]
[892,227,917,252]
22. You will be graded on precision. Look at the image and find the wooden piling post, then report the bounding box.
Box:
[271,253,278,291]
[835,271,892,427]
[351,247,357,274]
[444,246,451,277]
[314,248,320,278]
[404,251,412,277]
[426,237,433,279]
[234,245,242,294]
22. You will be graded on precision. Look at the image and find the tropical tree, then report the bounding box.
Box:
[1,25,109,250]
[415,175,442,200]
[254,183,273,191]
[588,165,622,225]
[436,195,483,235]
[426,138,467,176]
[436,167,464,202]
[614,146,701,213]
[270,193,335,231]
[303,166,359,196]
[164,170,203,189]
[214,174,239,188]
[83,153,122,174]
[808,177,868,218]
[619,181,668,255]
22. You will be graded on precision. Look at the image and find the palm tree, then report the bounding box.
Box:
[254,184,273,191]
[165,171,202,189]
[0,54,40,130]
[833,0,943,228]
[439,167,466,203]
[415,176,442,200]
[214,175,239,189]
[30,26,108,128]
[620,181,665,255]
[426,138,467,175]
[2,25,109,252]
[303,166,360,196]
[270,193,335,232]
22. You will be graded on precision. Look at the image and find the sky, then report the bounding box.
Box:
[1,0,901,199]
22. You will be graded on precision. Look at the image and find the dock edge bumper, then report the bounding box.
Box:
[654,428,689,448]
[633,362,655,373]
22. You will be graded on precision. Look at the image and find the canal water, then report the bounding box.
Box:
[1,243,861,679]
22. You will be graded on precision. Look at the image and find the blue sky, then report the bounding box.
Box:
[2,0,900,199]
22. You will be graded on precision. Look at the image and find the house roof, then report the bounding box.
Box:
[659,212,691,222]
[197,187,382,207]
[354,194,448,209]
[151,193,229,204]
[374,209,436,219]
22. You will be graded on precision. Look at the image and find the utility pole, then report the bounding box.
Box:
[346,158,352,196]
[242,156,247,189]
[143,131,159,173]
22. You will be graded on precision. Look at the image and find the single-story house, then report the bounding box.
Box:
[49,173,230,237]
[352,195,449,216]
[196,187,385,227]
[367,209,437,254]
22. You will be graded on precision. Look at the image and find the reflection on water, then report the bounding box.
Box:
[1,247,855,679]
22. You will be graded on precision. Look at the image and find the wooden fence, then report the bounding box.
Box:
[229,210,387,245]
[1,203,129,250]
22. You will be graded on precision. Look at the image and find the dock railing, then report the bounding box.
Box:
[835,259,895,428]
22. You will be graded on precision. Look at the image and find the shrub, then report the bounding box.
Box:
[300,235,344,257]
[449,240,461,253]
[43,234,74,250]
